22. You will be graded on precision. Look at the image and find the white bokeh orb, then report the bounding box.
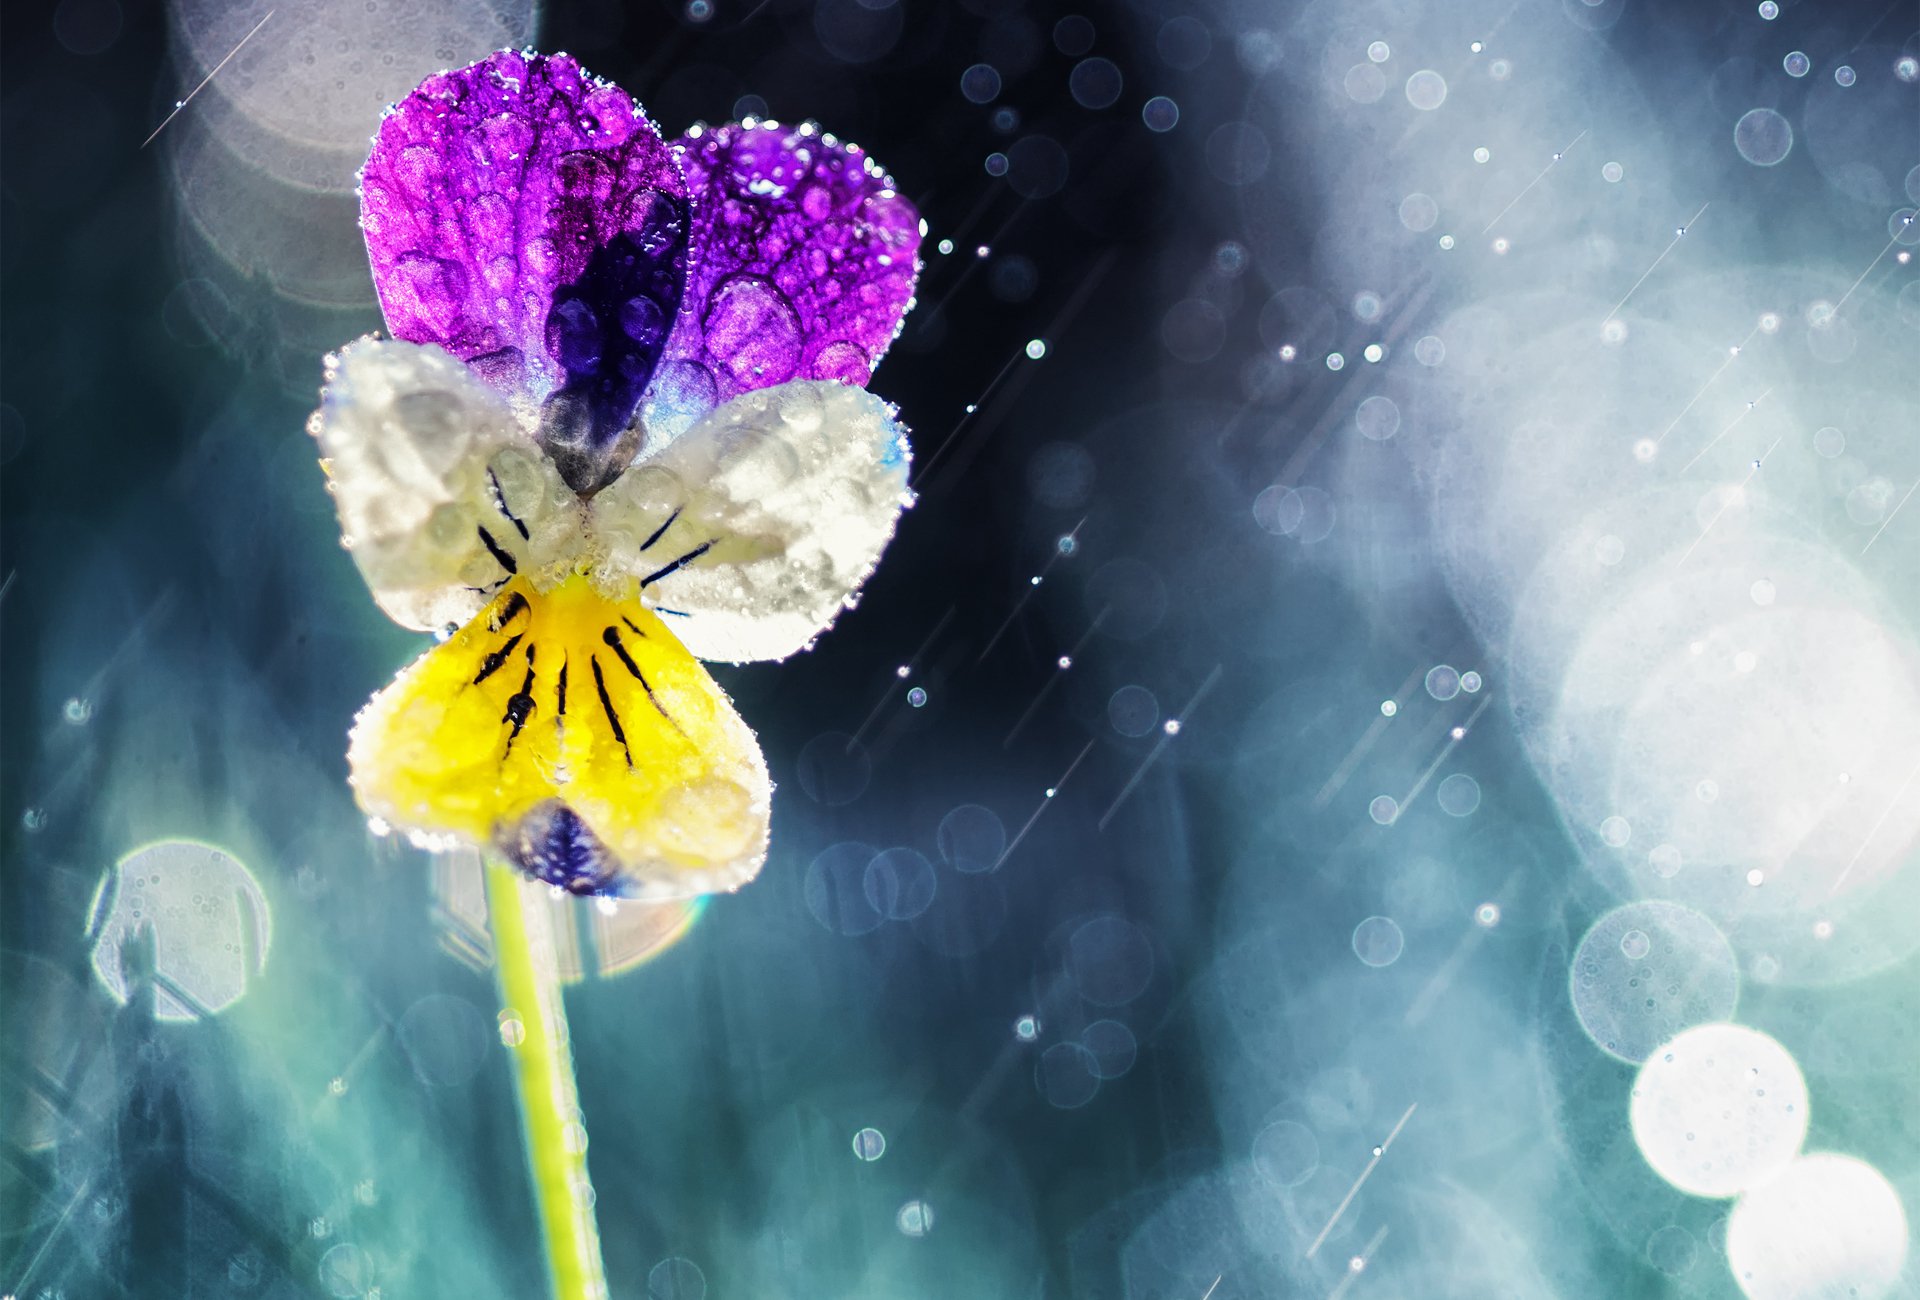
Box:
[1570,900,1739,1062]
[1630,1023,1808,1197]
[1726,1153,1910,1299]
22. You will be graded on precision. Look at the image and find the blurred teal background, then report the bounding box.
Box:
[4,0,1918,1296]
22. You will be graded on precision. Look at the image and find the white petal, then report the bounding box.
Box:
[310,338,584,630]
[588,380,912,662]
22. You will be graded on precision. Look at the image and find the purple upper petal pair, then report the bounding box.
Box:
[359,50,921,493]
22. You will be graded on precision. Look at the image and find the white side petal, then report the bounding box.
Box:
[588,380,913,663]
[310,338,584,630]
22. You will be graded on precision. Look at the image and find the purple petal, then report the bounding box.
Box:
[640,120,921,436]
[361,50,690,492]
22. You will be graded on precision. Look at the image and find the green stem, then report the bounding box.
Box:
[485,860,608,1300]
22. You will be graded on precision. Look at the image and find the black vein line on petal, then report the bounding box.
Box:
[591,655,633,768]
[490,590,530,631]
[653,606,691,617]
[621,615,646,637]
[474,632,525,684]
[502,649,537,758]
[639,540,714,588]
[603,626,682,733]
[641,506,682,552]
[556,657,568,717]
[488,468,531,540]
[476,525,519,575]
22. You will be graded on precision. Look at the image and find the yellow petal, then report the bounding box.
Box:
[348,575,770,899]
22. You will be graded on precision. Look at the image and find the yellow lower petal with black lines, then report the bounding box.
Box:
[347,576,770,899]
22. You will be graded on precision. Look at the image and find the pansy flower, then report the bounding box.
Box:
[311,50,920,900]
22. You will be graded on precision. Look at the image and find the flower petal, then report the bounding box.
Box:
[636,121,922,443]
[590,380,911,663]
[348,578,771,900]
[311,337,582,631]
[361,50,690,491]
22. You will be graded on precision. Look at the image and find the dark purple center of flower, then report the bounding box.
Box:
[537,190,688,495]
[509,802,620,896]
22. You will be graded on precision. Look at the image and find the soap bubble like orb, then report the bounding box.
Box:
[1380,699,1398,717]
[1489,58,1511,80]
[1025,338,1048,360]
[938,804,1006,873]
[1069,57,1124,110]
[1630,1023,1808,1196]
[1726,1154,1908,1299]
[1345,62,1388,102]
[1460,670,1483,693]
[1108,684,1161,736]
[906,686,928,707]
[86,840,272,1021]
[1363,344,1384,363]
[1649,843,1684,878]
[648,1257,705,1300]
[1439,234,1456,249]
[895,1200,935,1237]
[1035,1042,1101,1108]
[1405,70,1448,111]
[1352,915,1405,966]
[1603,161,1624,182]
[1425,664,1462,700]
[1646,1225,1700,1277]
[1734,108,1794,166]
[1355,395,1400,440]
[1814,426,1846,457]
[1367,40,1390,63]
[1833,65,1855,87]
[1414,335,1445,365]
[1473,146,1491,163]
[1398,192,1439,232]
[63,696,92,724]
[1633,436,1657,461]
[1571,901,1739,1062]
[1014,1014,1039,1040]
[1326,352,1346,371]
[1603,319,1629,344]
[1475,902,1501,926]
[960,63,1001,104]
[1758,0,1778,16]
[1069,915,1155,1006]
[1369,795,1400,825]
[1491,237,1511,255]
[1898,56,1919,83]
[985,152,1009,177]
[851,1127,886,1161]
[804,841,885,935]
[1142,96,1180,132]
[1783,51,1810,78]
[1251,1120,1320,1188]
[937,238,954,255]
[1437,773,1482,816]
[1600,815,1632,847]
[864,847,937,921]
[1162,718,1182,736]
[1081,1019,1139,1079]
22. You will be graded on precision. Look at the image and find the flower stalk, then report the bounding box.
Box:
[485,860,608,1300]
